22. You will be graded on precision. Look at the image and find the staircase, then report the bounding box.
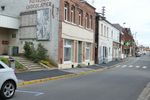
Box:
[13,57,48,71]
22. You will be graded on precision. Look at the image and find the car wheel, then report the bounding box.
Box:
[0,81,16,99]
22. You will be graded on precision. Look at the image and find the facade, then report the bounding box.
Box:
[58,0,96,68]
[112,26,120,61]
[123,28,135,57]
[0,0,28,55]
[113,24,125,59]
[19,0,60,65]
[95,14,113,64]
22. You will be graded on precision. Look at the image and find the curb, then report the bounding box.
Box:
[17,68,107,87]
[17,58,130,87]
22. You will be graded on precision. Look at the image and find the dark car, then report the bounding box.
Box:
[135,52,141,57]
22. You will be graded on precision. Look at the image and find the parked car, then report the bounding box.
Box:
[135,52,141,57]
[0,61,18,99]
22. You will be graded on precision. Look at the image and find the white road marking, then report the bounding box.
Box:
[16,90,44,96]
[142,66,147,69]
[116,65,120,68]
[122,65,127,68]
[128,65,133,68]
[136,66,140,68]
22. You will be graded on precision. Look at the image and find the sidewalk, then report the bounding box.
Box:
[16,57,132,85]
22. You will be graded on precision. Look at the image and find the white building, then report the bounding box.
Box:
[112,25,120,61]
[96,15,113,64]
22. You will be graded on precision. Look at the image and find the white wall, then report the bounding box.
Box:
[62,22,94,43]
[98,20,113,63]
[0,15,19,29]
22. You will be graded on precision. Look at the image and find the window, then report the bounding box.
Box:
[90,15,93,29]
[78,9,83,26]
[101,24,103,36]
[111,30,113,38]
[85,43,91,61]
[107,27,109,37]
[0,64,4,69]
[64,40,72,62]
[71,5,75,23]
[85,13,89,28]
[104,26,106,37]
[12,34,16,38]
[64,2,69,21]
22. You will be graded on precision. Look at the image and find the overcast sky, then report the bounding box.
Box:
[86,0,150,46]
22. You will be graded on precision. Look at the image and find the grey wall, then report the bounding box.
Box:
[0,0,28,17]
[19,0,60,65]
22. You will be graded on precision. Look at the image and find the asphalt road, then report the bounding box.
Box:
[11,55,150,100]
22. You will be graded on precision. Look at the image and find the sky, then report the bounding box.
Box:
[86,0,150,46]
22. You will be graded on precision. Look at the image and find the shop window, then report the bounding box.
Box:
[85,43,91,61]
[64,39,72,62]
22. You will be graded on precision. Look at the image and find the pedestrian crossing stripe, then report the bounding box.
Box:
[142,66,147,69]
[122,65,127,68]
[115,65,148,69]
[136,66,140,68]
[129,65,133,68]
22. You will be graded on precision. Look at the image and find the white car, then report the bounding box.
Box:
[0,61,18,99]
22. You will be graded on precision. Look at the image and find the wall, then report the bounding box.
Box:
[0,0,28,17]
[62,22,94,42]
[19,0,60,65]
[98,20,113,63]
[0,28,9,54]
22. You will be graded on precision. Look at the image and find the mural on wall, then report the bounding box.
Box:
[37,8,51,40]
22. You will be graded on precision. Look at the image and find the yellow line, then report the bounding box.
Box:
[17,59,129,87]
[17,68,107,87]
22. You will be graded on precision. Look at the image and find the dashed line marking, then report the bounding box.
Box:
[128,65,133,68]
[122,65,127,68]
[136,66,140,68]
[116,65,121,68]
[142,66,147,69]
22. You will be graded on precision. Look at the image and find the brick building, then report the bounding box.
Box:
[58,0,96,68]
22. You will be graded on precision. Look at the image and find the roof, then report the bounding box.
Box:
[80,0,96,9]
[112,24,124,32]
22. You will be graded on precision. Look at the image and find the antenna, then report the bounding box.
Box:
[102,6,105,17]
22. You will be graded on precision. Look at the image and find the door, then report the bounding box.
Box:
[78,41,82,63]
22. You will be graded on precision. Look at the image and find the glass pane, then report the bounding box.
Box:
[64,47,71,61]
[86,48,90,60]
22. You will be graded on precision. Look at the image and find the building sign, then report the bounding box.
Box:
[37,9,51,40]
[26,0,52,10]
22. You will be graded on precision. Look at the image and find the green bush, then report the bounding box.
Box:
[15,61,24,70]
[24,42,34,58]
[23,42,48,63]
[0,57,25,70]
[0,57,9,65]
[36,43,48,62]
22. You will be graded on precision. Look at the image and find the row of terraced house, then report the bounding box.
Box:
[0,0,136,69]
